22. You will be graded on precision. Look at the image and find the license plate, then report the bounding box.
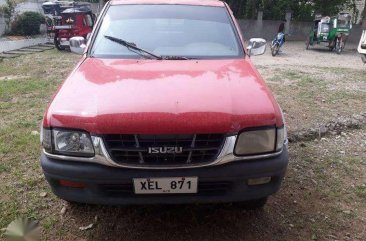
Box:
[133,177,198,194]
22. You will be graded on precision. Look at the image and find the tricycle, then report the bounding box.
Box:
[306,13,352,54]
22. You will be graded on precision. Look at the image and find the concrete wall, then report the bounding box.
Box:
[0,37,48,52]
[237,19,363,44]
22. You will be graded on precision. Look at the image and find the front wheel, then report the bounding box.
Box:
[362,54,366,64]
[271,43,280,56]
[54,36,65,51]
[335,38,343,55]
[305,40,310,50]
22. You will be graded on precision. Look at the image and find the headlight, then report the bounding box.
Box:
[41,128,95,157]
[41,127,52,153]
[234,127,285,156]
[276,127,286,151]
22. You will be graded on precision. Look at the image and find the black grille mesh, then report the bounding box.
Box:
[103,134,225,166]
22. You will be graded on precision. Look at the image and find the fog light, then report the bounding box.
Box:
[248,177,271,186]
[59,180,85,188]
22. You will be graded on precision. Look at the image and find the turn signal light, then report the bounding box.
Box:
[248,177,271,186]
[59,180,85,188]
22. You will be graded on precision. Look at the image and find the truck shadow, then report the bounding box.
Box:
[66,201,290,241]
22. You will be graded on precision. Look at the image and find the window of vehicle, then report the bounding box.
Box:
[337,14,352,28]
[90,4,243,59]
[321,23,330,33]
[337,19,350,28]
[63,15,75,25]
[84,14,93,27]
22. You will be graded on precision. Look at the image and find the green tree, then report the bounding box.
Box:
[224,0,248,17]
[223,0,357,20]
[11,11,45,36]
[245,0,257,19]
[0,0,18,32]
[310,0,356,16]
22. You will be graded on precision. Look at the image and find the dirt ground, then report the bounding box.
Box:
[252,42,366,132]
[252,42,364,70]
[0,42,365,241]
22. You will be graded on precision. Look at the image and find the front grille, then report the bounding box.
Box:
[103,134,226,166]
[100,181,232,196]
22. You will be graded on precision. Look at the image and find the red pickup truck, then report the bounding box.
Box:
[41,0,288,208]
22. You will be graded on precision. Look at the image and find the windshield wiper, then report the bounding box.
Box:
[104,35,162,60]
[163,56,190,60]
[104,35,192,60]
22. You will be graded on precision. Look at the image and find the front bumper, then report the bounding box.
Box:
[40,147,288,205]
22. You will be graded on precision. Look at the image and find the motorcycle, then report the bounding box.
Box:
[358,30,366,64]
[271,32,286,57]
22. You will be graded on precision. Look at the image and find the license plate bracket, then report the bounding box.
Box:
[133,177,198,194]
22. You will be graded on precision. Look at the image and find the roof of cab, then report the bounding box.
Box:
[111,0,225,7]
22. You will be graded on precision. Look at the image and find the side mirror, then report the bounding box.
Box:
[70,36,86,55]
[247,38,267,56]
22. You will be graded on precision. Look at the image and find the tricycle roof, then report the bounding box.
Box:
[62,7,92,14]
[334,13,352,21]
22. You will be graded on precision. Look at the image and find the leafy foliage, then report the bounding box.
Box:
[223,0,359,21]
[0,0,19,32]
[10,11,45,36]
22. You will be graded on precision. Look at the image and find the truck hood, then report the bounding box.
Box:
[45,58,282,134]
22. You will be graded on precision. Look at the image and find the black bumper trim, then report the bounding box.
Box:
[41,147,288,205]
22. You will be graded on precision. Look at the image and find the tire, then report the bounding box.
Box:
[242,198,268,210]
[335,38,343,55]
[271,43,279,57]
[54,36,65,51]
[362,54,366,64]
[305,40,310,50]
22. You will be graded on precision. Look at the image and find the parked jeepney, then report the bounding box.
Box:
[42,1,95,50]
[306,13,352,54]
[53,7,95,50]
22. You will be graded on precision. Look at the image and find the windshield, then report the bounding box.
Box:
[337,14,352,28]
[321,23,330,33]
[63,15,75,25]
[337,19,350,28]
[90,4,243,59]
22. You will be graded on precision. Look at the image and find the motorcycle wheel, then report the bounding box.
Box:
[362,54,366,64]
[305,40,310,50]
[335,38,343,55]
[271,43,279,57]
[54,37,65,51]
